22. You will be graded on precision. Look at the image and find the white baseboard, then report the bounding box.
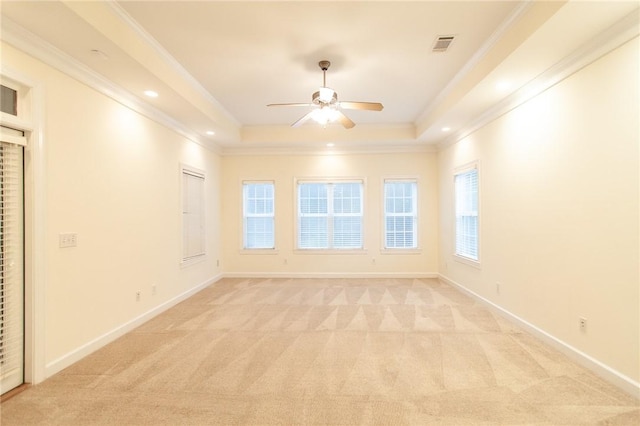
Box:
[44,274,222,379]
[439,274,640,399]
[223,272,439,279]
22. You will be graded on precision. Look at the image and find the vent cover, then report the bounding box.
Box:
[432,35,455,52]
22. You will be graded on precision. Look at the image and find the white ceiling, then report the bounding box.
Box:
[1,1,638,153]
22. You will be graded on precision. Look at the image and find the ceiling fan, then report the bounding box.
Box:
[267,60,384,129]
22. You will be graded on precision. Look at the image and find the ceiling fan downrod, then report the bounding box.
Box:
[319,60,331,87]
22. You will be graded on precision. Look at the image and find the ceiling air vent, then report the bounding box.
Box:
[432,35,455,53]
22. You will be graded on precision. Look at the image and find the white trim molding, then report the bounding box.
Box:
[0,17,218,154]
[223,272,439,279]
[45,274,222,379]
[439,274,640,399]
[417,0,533,126]
[438,8,640,150]
[105,1,239,128]
[0,66,47,385]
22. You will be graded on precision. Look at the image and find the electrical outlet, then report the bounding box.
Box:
[496,282,501,294]
[579,317,587,331]
[59,233,78,248]
[372,258,376,264]
[284,258,288,265]
[136,291,141,302]
[151,285,157,296]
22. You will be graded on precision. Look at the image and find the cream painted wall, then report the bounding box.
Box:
[438,38,639,383]
[222,152,438,276]
[1,43,222,373]
[2,29,637,395]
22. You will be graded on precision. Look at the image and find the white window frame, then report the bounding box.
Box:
[181,164,206,265]
[383,178,419,251]
[295,178,365,252]
[454,162,480,267]
[1,69,47,385]
[242,181,276,251]
[0,78,31,126]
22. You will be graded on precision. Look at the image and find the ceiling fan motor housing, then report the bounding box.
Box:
[312,90,337,105]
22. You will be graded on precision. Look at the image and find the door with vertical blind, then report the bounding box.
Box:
[0,128,25,395]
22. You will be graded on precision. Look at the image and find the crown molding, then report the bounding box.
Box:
[1,18,429,158]
[221,143,437,157]
[104,1,239,128]
[437,8,640,151]
[416,1,534,126]
[0,17,220,154]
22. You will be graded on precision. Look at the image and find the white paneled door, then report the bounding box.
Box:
[0,134,24,395]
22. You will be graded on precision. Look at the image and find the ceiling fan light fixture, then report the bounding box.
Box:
[318,87,335,103]
[312,106,339,126]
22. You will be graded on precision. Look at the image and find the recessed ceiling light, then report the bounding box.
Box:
[441,127,451,132]
[326,143,335,147]
[206,131,215,136]
[496,81,512,92]
[144,90,158,98]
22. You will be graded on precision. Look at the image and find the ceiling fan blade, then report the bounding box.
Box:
[339,101,384,111]
[291,110,316,128]
[336,111,355,129]
[267,103,313,107]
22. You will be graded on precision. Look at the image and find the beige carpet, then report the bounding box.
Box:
[1,277,638,425]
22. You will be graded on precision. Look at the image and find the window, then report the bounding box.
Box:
[454,165,479,261]
[0,85,17,116]
[181,166,205,262]
[0,79,28,120]
[297,180,363,250]
[243,182,275,249]
[384,180,417,249]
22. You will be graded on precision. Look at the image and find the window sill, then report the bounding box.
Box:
[294,249,368,255]
[240,249,279,255]
[181,254,206,268]
[380,248,422,255]
[453,254,481,269]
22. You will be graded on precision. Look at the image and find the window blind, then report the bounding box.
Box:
[0,139,24,394]
[182,168,205,261]
[297,181,362,250]
[384,180,417,249]
[298,183,329,249]
[0,126,26,147]
[455,168,479,260]
[243,182,275,249]
[332,183,362,249]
